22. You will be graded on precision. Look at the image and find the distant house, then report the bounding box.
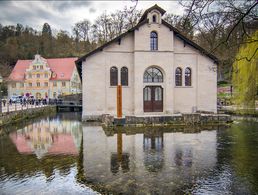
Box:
[76,4,218,121]
[8,54,81,99]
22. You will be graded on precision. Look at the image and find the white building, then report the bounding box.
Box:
[77,5,218,121]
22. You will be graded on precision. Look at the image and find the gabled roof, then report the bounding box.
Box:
[76,5,219,67]
[9,60,31,81]
[8,57,78,81]
[75,19,148,64]
[162,20,219,63]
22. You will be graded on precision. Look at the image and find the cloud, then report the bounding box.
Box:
[47,1,92,11]
[89,7,96,13]
[0,1,91,32]
[0,1,184,34]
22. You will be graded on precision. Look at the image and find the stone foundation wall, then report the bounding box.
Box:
[97,113,232,127]
[0,106,56,128]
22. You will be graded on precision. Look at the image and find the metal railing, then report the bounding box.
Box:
[0,99,48,114]
[0,99,82,114]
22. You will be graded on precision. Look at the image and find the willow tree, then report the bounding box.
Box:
[232,30,258,114]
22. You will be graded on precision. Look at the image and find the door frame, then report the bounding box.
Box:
[143,85,163,112]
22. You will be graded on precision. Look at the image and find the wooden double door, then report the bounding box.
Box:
[143,86,163,112]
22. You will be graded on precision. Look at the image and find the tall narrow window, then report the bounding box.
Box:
[150,31,158,50]
[110,66,118,86]
[185,67,192,86]
[155,87,162,101]
[175,67,182,86]
[152,15,157,23]
[144,87,151,101]
[121,67,128,86]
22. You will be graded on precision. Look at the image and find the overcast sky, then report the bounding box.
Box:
[0,1,184,34]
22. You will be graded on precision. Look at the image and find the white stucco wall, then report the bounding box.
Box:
[197,55,217,112]
[82,51,106,118]
[82,12,217,120]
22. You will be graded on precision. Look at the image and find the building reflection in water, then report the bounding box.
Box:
[110,133,130,174]
[82,126,217,194]
[143,131,164,172]
[9,115,82,158]
[174,148,193,167]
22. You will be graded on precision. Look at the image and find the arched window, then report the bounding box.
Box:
[150,31,158,50]
[152,15,157,23]
[121,67,128,86]
[175,67,182,86]
[110,66,118,86]
[185,67,191,86]
[144,67,163,83]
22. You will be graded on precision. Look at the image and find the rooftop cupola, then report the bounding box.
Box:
[138,4,166,24]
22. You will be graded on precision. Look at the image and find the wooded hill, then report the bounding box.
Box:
[0,1,257,82]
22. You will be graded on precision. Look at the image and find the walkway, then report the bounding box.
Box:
[0,102,47,114]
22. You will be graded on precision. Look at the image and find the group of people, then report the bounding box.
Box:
[1,97,63,107]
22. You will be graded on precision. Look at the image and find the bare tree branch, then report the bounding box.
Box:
[211,1,258,53]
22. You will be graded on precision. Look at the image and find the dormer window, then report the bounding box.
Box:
[152,15,157,23]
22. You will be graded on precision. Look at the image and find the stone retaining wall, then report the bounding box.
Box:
[100,113,232,127]
[0,106,56,128]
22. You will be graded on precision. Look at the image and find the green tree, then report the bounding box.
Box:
[232,30,258,114]
[15,23,24,36]
[41,23,53,57]
[42,23,52,37]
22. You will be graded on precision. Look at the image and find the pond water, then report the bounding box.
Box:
[0,113,258,195]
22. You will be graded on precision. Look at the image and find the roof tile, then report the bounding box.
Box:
[8,57,78,81]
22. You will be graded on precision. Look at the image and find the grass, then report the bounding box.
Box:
[218,93,231,98]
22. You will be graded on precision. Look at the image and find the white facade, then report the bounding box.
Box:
[79,5,217,120]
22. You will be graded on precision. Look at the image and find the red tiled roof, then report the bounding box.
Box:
[8,57,78,81]
[48,134,78,155]
[10,132,78,156]
[9,133,33,154]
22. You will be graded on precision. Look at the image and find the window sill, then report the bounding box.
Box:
[174,86,193,88]
[109,86,130,88]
